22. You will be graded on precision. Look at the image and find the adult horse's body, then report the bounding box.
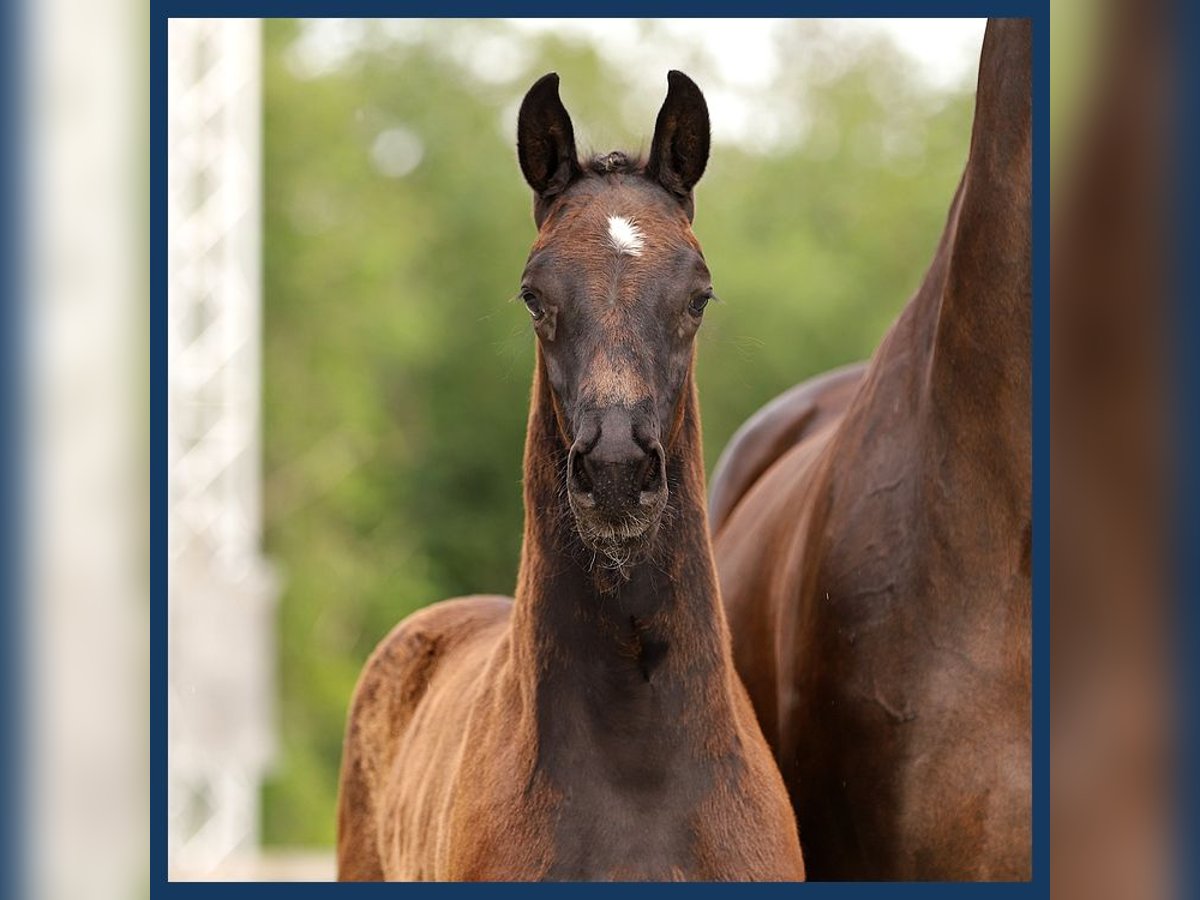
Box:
[709,20,1031,879]
[336,72,804,881]
[708,361,865,534]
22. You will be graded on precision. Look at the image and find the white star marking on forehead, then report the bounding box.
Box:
[606,215,645,257]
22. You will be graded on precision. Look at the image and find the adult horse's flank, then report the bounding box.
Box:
[336,71,805,881]
[709,19,1031,879]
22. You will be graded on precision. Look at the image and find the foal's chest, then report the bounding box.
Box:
[540,798,700,881]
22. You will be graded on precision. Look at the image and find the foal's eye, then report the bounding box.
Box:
[688,290,714,317]
[521,290,545,321]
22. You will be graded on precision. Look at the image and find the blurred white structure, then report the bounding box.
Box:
[27,0,150,896]
[167,18,278,878]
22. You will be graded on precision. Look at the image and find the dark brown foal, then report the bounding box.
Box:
[711,19,1032,879]
[336,71,804,882]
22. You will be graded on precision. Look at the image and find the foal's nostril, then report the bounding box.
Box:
[571,458,594,494]
[568,446,595,496]
[568,419,665,517]
[640,444,665,494]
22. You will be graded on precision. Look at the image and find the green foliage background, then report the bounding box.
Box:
[260,18,974,846]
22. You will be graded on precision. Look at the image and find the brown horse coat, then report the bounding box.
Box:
[336,72,804,882]
[709,19,1031,879]
[709,361,866,535]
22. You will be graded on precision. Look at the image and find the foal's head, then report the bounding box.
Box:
[516,71,713,563]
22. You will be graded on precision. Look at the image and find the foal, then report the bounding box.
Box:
[336,71,804,881]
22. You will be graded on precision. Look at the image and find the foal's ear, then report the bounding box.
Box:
[517,73,581,225]
[646,70,710,220]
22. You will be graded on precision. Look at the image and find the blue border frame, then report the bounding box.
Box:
[150,4,1051,894]
[151,7,168,892]
[2,0,25,897]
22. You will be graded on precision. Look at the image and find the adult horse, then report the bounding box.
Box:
[336,71,805,881]
[710,19,1031,880]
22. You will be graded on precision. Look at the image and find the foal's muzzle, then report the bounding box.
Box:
[567,407,668,554]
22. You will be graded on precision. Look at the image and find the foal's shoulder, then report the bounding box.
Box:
[366,595,513,682]
[340,595,513,833]
[350,595,513,721]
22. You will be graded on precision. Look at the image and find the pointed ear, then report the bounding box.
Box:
[645,70,710,220]
[517,73,581,225]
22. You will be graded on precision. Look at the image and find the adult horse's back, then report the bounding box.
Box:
[713,19,1031,879]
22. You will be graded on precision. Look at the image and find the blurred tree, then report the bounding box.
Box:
[260,18,973,847]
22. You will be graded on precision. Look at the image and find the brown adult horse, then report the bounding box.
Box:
[336,71,805,881]
[709,20,1031,880]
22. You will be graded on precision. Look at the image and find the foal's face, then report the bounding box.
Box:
[516,72,712,561]
[521,178,714,554]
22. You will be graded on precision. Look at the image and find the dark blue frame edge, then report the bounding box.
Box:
[2,0,26,897]
[152,5,169,893]
[151,3,1052,896]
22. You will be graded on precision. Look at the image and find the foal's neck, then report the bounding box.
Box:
[511,355,728,702]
